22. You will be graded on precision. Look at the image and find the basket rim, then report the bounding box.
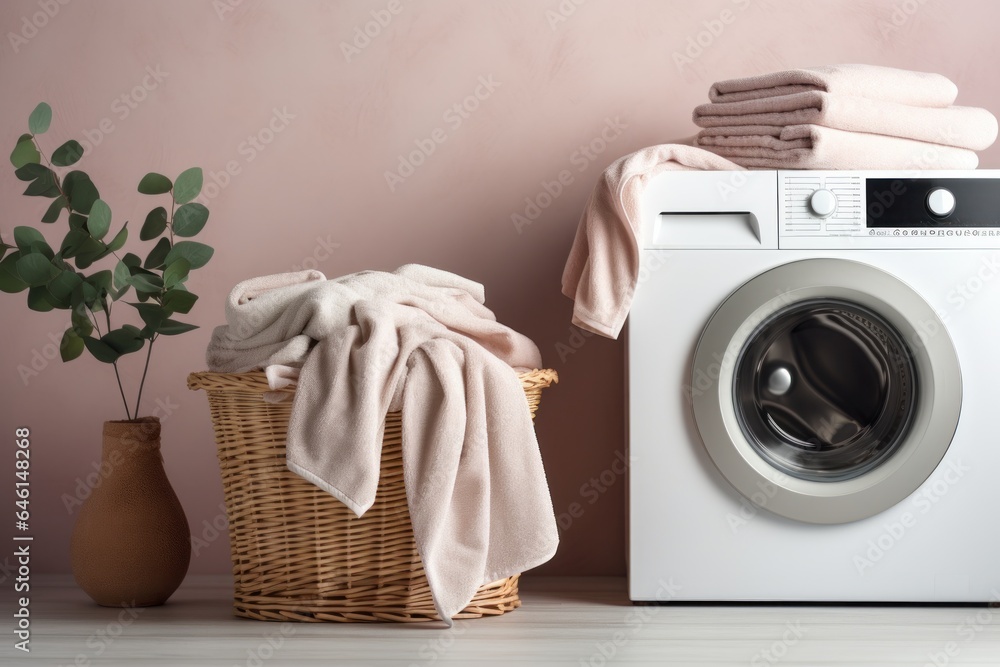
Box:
[188,367,558,393]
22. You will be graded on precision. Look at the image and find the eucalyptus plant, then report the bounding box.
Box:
[0,102,213,420]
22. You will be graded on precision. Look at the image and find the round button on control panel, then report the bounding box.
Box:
[926,188,956,217]
[809,189,838,218]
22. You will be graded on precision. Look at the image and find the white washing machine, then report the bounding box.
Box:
[628,170,1000,602]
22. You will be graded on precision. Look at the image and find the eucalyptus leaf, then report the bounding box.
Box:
[109,284,130,301]
[144,237,171,269]
[140,207,168,240]
[122,252,142,268]
[83,336,120,363]
[47,270,83,302]
[137,172,172,195]
[130,273,164,293]
[43,286,70,309]
[60,329,85,362]
[16,253,59,286]
[172,167,203,205]
[24,170,60,198]
[10,135,40,169]
[156,318,198,336]
[63,171,100,214]
[84,247,113,267]
[164,241,213,269]
[33,235,56,256]
[113,260,130,290]
[71,307,93,337]
[0,252,28,294]
[73,237,105,257]
[163,258,190,288]
[86,270,113,295]
[172,203,208,237]
[14,162,48,182]
[68,213,87,230]
[27,285,56,312]
[161,288,198,314]
[90,293,105,313]
[103,327,145,355]
[106,223,128,252]
[87,199,111,240]
[72,280,99,309]
[41,196,67,223]
[13,226,45,252]
[51,140,84,167]
[28,102,52,134]
[0,273,26,295]
[129,302,168,329]
[15,228,55,260]
[74,247,107,270]
[70,235,104,265]
[59,229,90,259]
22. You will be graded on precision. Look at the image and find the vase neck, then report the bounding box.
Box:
[103,417,161,458]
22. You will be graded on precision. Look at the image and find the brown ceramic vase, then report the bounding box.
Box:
[70,417,190,607]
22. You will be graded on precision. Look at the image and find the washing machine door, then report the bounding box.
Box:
[692,258,962,524]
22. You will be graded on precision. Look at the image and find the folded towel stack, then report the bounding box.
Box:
[693,64,998,169]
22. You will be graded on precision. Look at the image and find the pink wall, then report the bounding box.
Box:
[3,0,1000,578]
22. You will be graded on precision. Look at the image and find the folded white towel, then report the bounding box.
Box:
[708,64,958,107]
[207,265,558,625]
[694,92,998,151]
[698,125,979,170]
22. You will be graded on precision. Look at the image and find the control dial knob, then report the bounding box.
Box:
[809,189,837,218]
[926,188,956,217]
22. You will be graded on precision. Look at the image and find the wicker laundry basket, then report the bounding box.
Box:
[187,368,557,622]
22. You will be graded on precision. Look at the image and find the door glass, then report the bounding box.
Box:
[733,299,917,481]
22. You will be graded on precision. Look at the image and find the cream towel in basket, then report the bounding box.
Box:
[206,264,558,625]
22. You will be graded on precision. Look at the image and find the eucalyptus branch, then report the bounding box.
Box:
[29,134,70,204]
[169,198,176,244]
[7,102,213,423]
[87,306,102,338]
[134,334,155,418]
[112,361,132,421]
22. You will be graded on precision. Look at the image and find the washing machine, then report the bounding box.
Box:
[627,169,1000,602]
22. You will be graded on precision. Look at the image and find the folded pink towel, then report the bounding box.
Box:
[698,125,979,170]
[709,64,958,107]
[561,145,742,339]
[207,265,557,624]
[694,92,998,151]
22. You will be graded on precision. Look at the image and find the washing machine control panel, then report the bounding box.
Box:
[778,170,1000,249]
[864,178,1000,227]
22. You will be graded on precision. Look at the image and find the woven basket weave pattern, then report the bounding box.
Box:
[188,368,557,622]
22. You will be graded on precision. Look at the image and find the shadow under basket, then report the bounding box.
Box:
[187,368,557,622]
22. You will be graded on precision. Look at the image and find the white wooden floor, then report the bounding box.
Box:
[7,575,1000,666]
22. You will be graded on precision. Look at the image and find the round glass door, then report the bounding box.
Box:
[733,299,917,482]
[691,259,962,524]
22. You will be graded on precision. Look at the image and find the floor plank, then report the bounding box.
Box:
[4,575,1000,665]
